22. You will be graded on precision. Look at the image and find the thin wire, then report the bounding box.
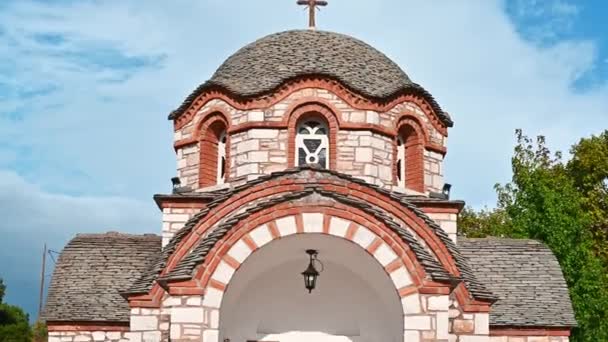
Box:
[313,257,324,273]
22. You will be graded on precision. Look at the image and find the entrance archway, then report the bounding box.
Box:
[219,234,404,342]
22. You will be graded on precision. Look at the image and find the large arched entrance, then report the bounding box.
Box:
[219,234,404,342]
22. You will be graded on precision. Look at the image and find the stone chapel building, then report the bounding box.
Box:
[44,26,576,342]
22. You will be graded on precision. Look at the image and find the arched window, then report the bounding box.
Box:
[396,124,424,192]
[217,131,227,184]
[396,136,406,187]
[199,117,228,188]
[296,119,329,168]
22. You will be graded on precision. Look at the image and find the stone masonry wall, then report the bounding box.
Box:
[427,212,458,244]
[48,331,128,342]
[449,296,490,342]
[161,207,200,247]
[174,88,447,193]
[229,129,288,180]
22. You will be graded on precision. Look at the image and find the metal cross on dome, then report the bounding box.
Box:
[297,0,328,29]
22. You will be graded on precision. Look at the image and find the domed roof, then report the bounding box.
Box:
[209,30,412,98]
[170,30,452,127]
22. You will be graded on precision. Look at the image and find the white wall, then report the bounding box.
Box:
[219,234,404,342]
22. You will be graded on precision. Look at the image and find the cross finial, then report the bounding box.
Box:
[297,0,328,30]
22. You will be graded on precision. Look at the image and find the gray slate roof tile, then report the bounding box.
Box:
[169,30,452,127]
[43,232,161,323]
[459,237,576,328]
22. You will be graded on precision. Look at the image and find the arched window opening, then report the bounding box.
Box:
[296,118,329,168]
[217,131,227,184]
[396,136,405,187]
[199,118,228,188]
[396,124,424,192]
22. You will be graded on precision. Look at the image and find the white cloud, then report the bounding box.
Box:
[0,170,158,316]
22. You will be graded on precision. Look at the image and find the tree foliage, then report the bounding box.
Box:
[459,130,608,341]
[0,278,32,342]
[568,131,608,266]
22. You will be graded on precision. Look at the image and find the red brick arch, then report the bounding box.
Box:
[394,115,426,192]
[130,172,491,310]
[286,102,339,170]
[195,109,230,187]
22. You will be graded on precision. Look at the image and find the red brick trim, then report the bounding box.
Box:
[286,102,339,170]
[172,77,448,137]
[392,116,426,192]
[47,322,129,332]
[190,203,428,292]
[136,174,485,309]
[489,327,571,336]
[195,110,230,187]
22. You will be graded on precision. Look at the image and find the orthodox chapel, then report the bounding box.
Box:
[44,3,576,342]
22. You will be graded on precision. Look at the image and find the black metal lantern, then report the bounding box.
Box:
[301,249,322,293]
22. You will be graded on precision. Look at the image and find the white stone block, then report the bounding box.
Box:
[403,330,420,342]
[374,243,397,266]
[390,266,413,289]
[92,331,106,341]
[302,213,323,233]
[236,163,259,177]
[124,332,142,342]
[171,307,204,323]
[202,288,224,308]
[401,293,421,314]
[436,312,449,339]
[163,296,182,307]
[329,217,349,237]
[74,336,91,342]
[247,111,264,122]
[378,165,392,181]
[170,324,180,339]
[440,220,457,234]
[212,260,235,284]
[474,313,490,335]
[352,226,375,249]
[228,240,252,263]
[403,315,431,330]
[48,337,61,342]
[131,315,158,331]
[366,111,379,124]
[248,151,269,163]
[186,296,203,306]
[163,214,190,222]
[355,147,373,162]
[489,337,508,342]
[248,128,278,138]
[276,216,297,236]
[250,225,273,248]
[428,295,449,311]
[206,308,220,329]
[203,329,219,342]
[460,336,490,342]
[236,140,259,153]
[142,331,161,342]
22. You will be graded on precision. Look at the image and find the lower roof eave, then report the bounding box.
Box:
[46,320,130,332]
[489,325,573,337]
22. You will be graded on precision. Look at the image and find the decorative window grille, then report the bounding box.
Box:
[396,136,405,187]
[217,131,227,184]
[296,119,329,168]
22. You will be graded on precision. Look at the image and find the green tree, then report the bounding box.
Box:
[568,131,608,265]
[459,130,608,341]
[458,206,511,238]
[0,278,32,342]
[32,320,47,342]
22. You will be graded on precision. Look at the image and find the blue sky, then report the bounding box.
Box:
[0,0,606,320]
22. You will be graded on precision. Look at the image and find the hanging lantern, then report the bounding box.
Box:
[301,249,322,293]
